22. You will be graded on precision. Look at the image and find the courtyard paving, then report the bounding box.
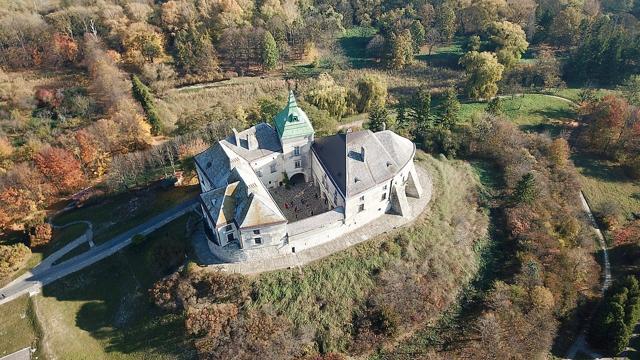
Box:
[269,181,328,221]
[199,165,433,274]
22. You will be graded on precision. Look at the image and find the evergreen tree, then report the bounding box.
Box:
[131,75,162,135]
[411,87,434,141]
[396,100,409,130]
[262,31,279,71]
[174,24,218,75]
[409,20,426,53]
[368,105,389,132]
[512,173,536,204]
[439,87,461,129]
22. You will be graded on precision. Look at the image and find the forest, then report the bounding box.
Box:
[1,0,640,358]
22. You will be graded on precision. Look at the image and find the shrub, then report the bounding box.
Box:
[131,234,146,246]
[0,243,31,279]
[28,222,52,248]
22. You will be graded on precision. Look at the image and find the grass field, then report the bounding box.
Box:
[34,214,196,360]
[53,185,199,245]
[0,295,43,358]
[574,154,640,224]
[460,94,576,134]
[249,154,489,351]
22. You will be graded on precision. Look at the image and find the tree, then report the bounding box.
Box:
[28,222,52,248]
[0,244,31,280]
[535,49,564,89]
[549,5,584,46]
[122,22,166,67]
[131,75,162,135]
[436,2,456,44]
[466,35,481,52]
[459,51,505,100]
[352,75,387,113]
[549,138,570,166]
[306,73,349,118]
[486,97,504,115]
[512,173,536,204]
[486,21,529,69]
[388,30,413,69]
[367,105,389,131]
[262,31,279,71]
[439,87,461,129]
[174,24,219,75]
[409,20,426,53]
[33,146,85,194]
[411,87,435,142]
[619,75,640,106]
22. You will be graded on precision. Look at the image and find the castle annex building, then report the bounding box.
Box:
[194,91,424,259]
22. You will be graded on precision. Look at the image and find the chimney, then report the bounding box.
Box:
[232,128,239,146]
[382,122,386,131]
[361,146,366,162]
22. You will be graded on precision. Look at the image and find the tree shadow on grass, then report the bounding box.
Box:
[531,107,576,120]
[40,216,195,359]
[572,155,634,184]
[519,123,564,137]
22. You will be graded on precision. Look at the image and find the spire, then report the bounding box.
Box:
[274,91,314,140]
[287,90,298,108]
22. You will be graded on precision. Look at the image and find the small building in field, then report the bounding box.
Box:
[194,91,424,259]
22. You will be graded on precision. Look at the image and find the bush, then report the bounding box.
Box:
[131,234,146,246]
[0,243,31,279]
[28,222,52,248]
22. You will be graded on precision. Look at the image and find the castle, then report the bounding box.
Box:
[194,91,424,259]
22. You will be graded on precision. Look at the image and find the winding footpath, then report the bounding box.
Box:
[0,198,198,306]
[564,192,612,360]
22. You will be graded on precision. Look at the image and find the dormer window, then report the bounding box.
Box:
[289,114,299,122]
[293,146,300,156]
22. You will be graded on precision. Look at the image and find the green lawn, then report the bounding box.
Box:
[0,295,43,358]
[46,223,87,256]
[34,214,196,360]
[53,185,199,244]
[460,94,576,134]
[573,154,640,223]
[553,87,619,103]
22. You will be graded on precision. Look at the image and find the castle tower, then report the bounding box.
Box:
[274,91,315,183]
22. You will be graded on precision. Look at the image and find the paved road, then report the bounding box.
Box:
[0,198,199,306]
[0,347,31,360]
[564,191,612,359]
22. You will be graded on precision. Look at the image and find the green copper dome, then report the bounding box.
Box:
[274,91,315,140]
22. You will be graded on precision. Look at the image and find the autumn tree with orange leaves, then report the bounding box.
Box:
[33,146,85,194]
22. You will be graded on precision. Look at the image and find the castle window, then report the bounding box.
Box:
[254,237,262,244]
[253,229,260,235]
[270,163,277,173]
[359,195,365,201]
[358,204,365,212]
[257,170,262,177]
[381,193,387,201]
[225,224,233,232]
[383,185,388,191]
[293,146,300,156]
[294,160,302,168]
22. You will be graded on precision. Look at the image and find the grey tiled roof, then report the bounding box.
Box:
[195,141,286,229]
[312,130,415,198]
[220,123,282,162]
